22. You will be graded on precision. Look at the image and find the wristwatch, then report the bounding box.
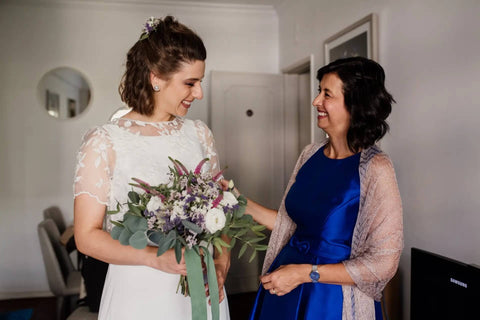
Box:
[309,265,320,282]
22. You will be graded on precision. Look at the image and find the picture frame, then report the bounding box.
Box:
[324,13,378,64]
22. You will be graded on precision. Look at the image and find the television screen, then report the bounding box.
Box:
[410,247,480,319]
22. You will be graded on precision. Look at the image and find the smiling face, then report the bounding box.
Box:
[312,72,351,138]
[151,60,205,120]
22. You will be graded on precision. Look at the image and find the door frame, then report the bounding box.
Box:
[281,54,320,144]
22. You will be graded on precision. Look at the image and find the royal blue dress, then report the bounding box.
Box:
[250,146,382,320]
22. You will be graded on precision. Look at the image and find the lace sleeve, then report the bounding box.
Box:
[343,153,403,300]
[194,120,221,177]
[73,127,115,206]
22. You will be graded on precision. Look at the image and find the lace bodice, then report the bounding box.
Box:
[73,117,221,232]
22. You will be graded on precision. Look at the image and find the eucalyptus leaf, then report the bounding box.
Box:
[215,237,230,248]
[182,220,202,234]
[235,228,249,238]
[253,230,266,237]
[248,249,257,263]
[255,244,269,251]
[148,230,164,245]
[251,224,266,232]
[213,238,223,254]
[225,213,232,226]
[248,238,265,244]
[119,228,133,246]
[221,226,230,235]
[237,195,247,206]
[124,215,148,233]
[111,220,124,228]
[129,230,148,249]
[228,237,237,251]
[127,202,142,216]
[174,240,182,264]
[111,225,124,240]
[238,242,248,259]
[107,202,121,215]
[233,205,246,218]
[243,214,254,223]
[177,236,187,246]
[128,191,140,203]
[156,230,176,256]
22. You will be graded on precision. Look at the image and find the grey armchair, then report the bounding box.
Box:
[43,206,67,234]
[38,219,81,320]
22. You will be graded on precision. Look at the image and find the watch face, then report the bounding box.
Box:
[310,271,320,282]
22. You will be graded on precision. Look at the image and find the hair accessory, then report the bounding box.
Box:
[153,85,160,92]
[140,17,160,40]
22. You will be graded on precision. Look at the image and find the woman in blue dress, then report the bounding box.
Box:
[243,57,403,319]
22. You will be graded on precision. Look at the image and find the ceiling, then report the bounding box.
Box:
[171,0,283,5]
[102,0,285,9]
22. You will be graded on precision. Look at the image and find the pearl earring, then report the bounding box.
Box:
[153,85,160,92]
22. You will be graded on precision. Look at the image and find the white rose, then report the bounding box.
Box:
[220,191,238,207]
[205,208,226,233]
[146,196,164,212]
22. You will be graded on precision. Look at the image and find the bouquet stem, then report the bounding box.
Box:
[177,275,189,296]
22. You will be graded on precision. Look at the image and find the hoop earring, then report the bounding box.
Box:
[153,85,160,92]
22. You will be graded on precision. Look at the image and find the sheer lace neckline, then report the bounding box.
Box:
[113,116,182,126]
[109,116,185,136]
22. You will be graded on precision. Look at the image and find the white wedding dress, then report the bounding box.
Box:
[74,116,230,320]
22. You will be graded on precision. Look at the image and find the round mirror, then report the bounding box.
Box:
[37,67,91,119]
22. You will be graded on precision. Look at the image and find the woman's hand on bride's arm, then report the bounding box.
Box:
[219,179,277,230]
[147,247,187,275]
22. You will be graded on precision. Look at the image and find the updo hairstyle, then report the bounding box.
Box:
[119,16,206,115]
[316,56,395,152]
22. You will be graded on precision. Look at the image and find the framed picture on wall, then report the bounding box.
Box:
[324,13,378,64]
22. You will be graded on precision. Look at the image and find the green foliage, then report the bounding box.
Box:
[174,240,182,264]
[106,202,121,215]
[123,214,147,233]
[128,191,140,203]
[156,230,176,256]
[119,228,133,246]
[182,220,202,234]
[111,225,123,240]
[129,230,148,249]
[147,230,163,245]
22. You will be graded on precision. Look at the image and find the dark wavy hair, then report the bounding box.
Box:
[119,16,206,116]
[316,56,395,152]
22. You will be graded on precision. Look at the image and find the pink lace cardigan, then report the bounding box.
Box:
[262,143,403,320]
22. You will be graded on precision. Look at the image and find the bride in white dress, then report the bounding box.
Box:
[73,16,230,320]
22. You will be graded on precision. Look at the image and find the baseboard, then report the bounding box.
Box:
[0,291,53,300]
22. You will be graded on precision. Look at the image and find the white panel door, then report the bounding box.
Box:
[211,71,286,208]
[211,71,287,293]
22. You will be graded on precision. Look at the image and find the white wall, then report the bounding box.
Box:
[277,0,480,318]
[0,0,278,297]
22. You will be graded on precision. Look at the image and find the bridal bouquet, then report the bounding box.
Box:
[107,157,267,320]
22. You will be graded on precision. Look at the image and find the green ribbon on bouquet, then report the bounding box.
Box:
[185,247,220,320]
[202,246,220,320]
